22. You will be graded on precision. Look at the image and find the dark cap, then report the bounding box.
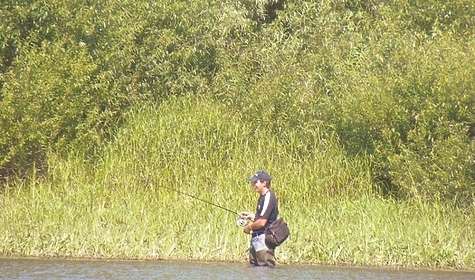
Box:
[248,170,271,182]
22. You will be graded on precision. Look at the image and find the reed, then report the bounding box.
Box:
[1,96,474,269]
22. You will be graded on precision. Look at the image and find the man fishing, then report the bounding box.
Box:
[240,170,279,267]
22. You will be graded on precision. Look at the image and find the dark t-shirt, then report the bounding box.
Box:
[254,189,279,227]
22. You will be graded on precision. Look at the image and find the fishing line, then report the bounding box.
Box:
[157,184,248,227]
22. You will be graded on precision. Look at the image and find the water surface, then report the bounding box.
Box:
[1,258,474,279]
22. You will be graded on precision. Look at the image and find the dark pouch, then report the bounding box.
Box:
[265,217,290,248]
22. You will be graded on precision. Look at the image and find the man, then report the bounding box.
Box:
[240,170,279,267]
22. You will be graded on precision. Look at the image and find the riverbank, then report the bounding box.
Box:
[2,181,474,270]
[2,97,474,270]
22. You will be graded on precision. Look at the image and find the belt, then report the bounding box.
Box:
[252,230,265,237]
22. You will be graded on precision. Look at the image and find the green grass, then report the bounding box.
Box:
[1,96,474,269]
[286,197,475,268]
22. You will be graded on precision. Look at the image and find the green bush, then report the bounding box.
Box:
[1,0,474,205]
[0,0,223,178]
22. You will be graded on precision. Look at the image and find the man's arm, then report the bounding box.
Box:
[244,218,268,234]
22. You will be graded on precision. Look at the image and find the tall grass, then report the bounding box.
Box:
[287,197,475,268]
[1,96,474,269]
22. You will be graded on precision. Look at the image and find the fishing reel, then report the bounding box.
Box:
[236,213,249,227]
[236,218,248,227]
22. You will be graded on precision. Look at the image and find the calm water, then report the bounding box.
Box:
[1,258,475,280]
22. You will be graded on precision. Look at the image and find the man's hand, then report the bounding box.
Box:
[240,212,255,220]
[243,224,252,234]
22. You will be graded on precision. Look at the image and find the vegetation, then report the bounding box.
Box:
[2,97,475,268]
[1,0,474,269]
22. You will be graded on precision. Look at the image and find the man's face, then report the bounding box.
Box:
[251,180,264,193]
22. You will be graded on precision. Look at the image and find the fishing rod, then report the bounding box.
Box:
[157,184,248,227]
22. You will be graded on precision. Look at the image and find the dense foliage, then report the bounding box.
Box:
[1,0,474,204]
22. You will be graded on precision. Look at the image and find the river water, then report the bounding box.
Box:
[1,258,474,279]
